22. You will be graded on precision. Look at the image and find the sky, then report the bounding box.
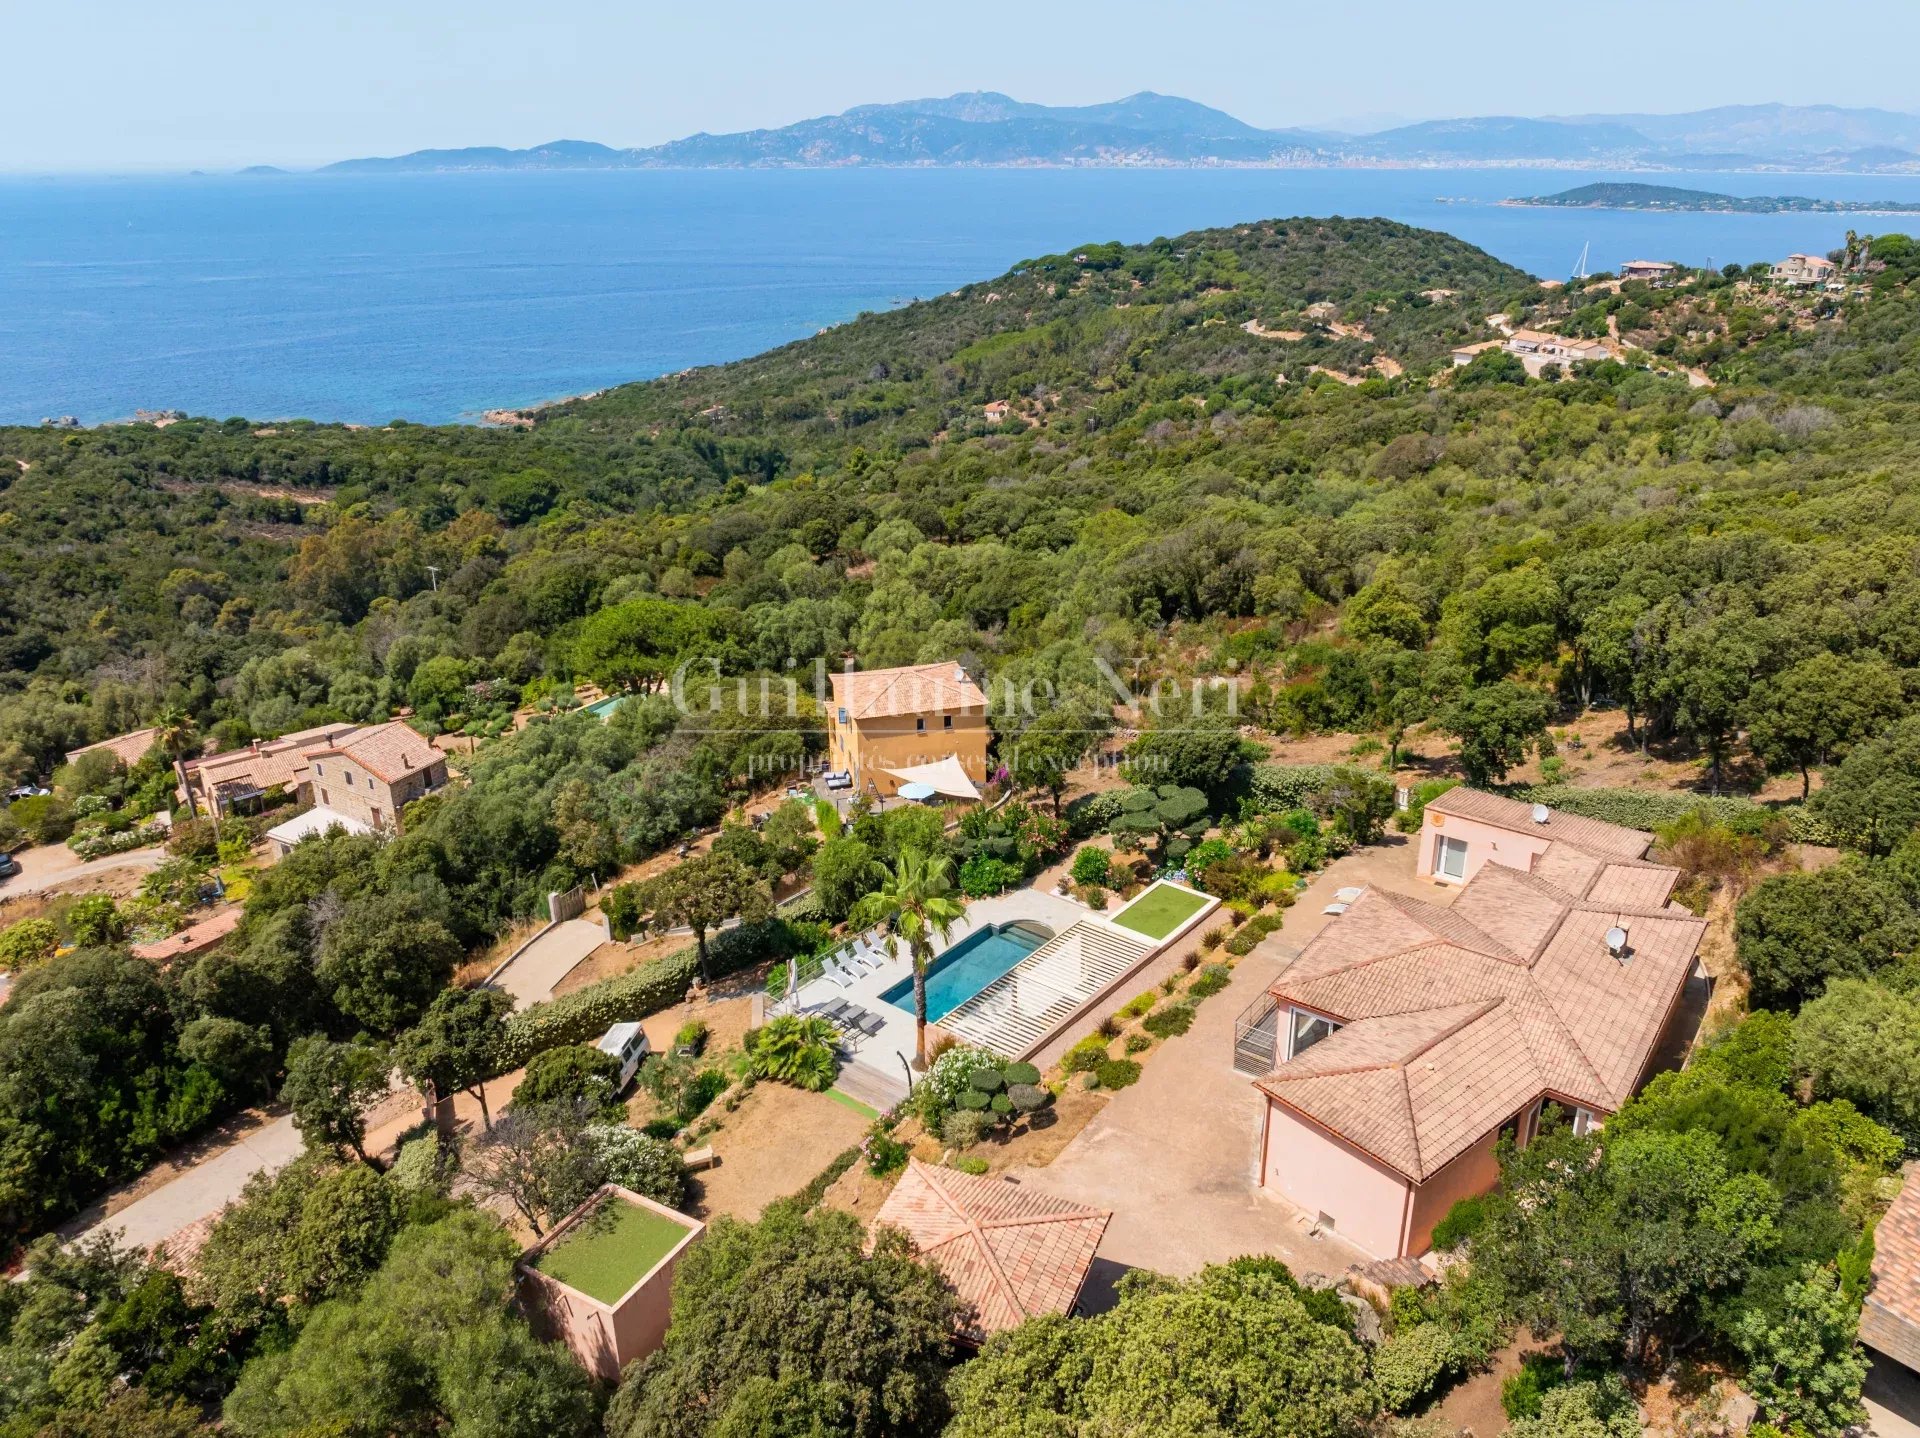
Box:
[9,0,1920,172]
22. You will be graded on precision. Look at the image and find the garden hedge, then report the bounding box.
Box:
[1243,763,1341,815]
[1516,784,1834,846]
[491,918,789,1075]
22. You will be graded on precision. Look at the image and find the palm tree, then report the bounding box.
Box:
[849,847,964,1070]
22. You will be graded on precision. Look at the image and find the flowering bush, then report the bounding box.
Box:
[589,1123,690,1207]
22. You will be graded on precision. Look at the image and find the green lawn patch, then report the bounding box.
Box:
[826,1088,880,1120]
[534,1196,690,1304]
[1110,884,1210,941]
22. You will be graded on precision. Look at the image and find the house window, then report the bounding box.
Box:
[319,788,330,807]
[314,763,323,777]
[1434,834,1469,881]
[915,717,926,732]
[1287,1007,1340,1060]
[943,715,953,729]
[837,707,848,724]
[1571,1107,1597,1138]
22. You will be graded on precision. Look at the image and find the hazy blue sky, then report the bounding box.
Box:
[10,0,1920,171]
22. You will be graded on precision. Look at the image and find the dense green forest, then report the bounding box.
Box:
[7,214,1920,1434]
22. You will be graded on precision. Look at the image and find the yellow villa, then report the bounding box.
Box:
[826,661,991,800]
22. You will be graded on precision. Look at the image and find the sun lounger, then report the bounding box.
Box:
[852,1011,885,1039]
[1333,886,1365,902]
[823,958,855,988]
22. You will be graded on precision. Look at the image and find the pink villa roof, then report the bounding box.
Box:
[1424,787,1653,860]
[828,662,988,721]
[873,1160,1110,1341]
[1260,802,1703,1182]
[65,728,161,770]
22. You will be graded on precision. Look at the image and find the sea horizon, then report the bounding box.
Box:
[7,165,1920,427]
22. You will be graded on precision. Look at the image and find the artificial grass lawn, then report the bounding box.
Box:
[534,1198,690,1304]
[826,1088,880,1120]
[1110,885,1210,941]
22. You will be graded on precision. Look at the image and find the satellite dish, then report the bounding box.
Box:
[1604,925,1628,957]
[1531,802,1550,825]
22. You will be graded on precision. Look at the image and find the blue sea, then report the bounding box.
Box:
[5,166,1920,426]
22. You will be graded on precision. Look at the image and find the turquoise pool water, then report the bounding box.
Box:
[585,695,628,720]
[881,923,1051,1022]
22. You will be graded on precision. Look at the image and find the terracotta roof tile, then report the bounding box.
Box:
[1867,1169,1920,1341]
[828,663,988,721]
[66,728,161,770]
[306,720,440,784]
[1263,825,1704,1180]
[872,1161,1109,1341]
[1425,788,1652,860]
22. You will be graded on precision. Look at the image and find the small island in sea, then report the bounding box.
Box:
[1506,182,1920,214]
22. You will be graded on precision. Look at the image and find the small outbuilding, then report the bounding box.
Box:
[516,1185,703,1381]
[872,1160,1110,1343]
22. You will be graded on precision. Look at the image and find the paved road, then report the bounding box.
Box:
[68,1115,305,1252]
[1868,1356,1920,1438]
[1,838,168,900]
[487,917,608,1009]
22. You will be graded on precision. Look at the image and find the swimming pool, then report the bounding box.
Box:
[585,695,628,720]
[881,922,1052,1023]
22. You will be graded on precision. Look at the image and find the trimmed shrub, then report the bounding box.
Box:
[990,1093,1013,1116]
[957,1089,991,1110]
[943,1108,994,1148]
[1062,1036,1110,1073]
[1006,1083,1050,1114]
[952,1155,990,1176]
[1002,1062,1041,1086]
[966,1066,1006,1093]
[1093,1058,1141,1090]
[1142,1003,1196,1038]
[1124,1032,1151,1054]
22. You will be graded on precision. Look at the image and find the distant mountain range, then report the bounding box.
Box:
[316,94,1920,174]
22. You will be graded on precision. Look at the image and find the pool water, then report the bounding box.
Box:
[585,695,628,720]
[881,923,1050,1022]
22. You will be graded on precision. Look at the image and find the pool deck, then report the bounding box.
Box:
[789,889,1086,1101]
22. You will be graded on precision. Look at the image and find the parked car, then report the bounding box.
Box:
[0,853,19,880]
[596,1021,652,1092]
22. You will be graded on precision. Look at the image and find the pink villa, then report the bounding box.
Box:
[1253,789,1706,1259]
[516,1186,703,1381]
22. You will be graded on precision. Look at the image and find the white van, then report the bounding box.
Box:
[596,1021,652,1092]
